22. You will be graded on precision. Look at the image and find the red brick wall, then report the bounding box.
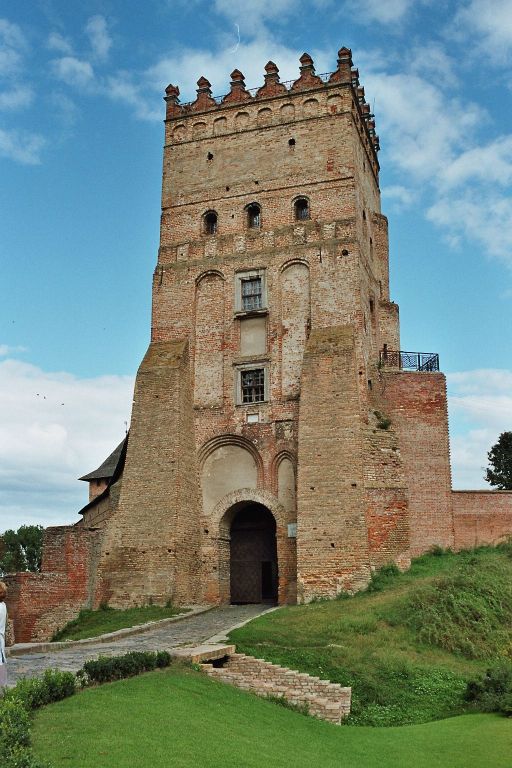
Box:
[452,491,512,549]
[382,371,454,554]
[5,525,97,642]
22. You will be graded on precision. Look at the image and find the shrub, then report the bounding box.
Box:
[3,670,75,711]
[0,697,49,768]
[366,563,401,593]
[80,650,172,685]
[465,662,512,715]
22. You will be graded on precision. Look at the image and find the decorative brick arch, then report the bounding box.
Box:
[198,434,265,486]
[210,488,293,605]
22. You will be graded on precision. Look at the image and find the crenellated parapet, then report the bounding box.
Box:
[164,48,380,160]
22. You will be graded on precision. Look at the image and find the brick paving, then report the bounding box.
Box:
[6,604,267,685]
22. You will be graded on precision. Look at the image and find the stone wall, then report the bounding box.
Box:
[202,652,351,724]
[452,490,512,550]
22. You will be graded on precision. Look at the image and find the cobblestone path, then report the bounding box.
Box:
[6,604,267,685]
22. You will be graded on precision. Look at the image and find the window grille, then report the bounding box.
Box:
[241,277,262,311]
[241,368,265,403]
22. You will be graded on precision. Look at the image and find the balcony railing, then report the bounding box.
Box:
[379,349,440,372]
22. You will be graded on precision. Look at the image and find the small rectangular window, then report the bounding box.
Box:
[241,277,263,311]
[241,368,265,403]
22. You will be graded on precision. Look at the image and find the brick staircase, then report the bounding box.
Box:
[201,652,351,724]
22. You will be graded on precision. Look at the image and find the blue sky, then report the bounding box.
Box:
[1,0,512,530]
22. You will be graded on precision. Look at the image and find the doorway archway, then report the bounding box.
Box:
[229,503,278,604]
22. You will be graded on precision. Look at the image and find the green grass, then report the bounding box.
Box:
[32,667,512,768]
[229,544,512,725]
[51,604,186,641]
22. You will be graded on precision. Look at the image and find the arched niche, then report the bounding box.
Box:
[173,124,186,142]
[280,261,310,399]
[213,117,228,135]
[194,272,225,407]
[257,107,272,126]
[277,456,296,513]
[192,121,207,139]
[234,111,250,131]
[327,94,342,114]
[280,103,295,122]
[200,441,260,515]
[303,98,319,117]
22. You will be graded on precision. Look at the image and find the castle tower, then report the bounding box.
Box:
[94,48,433,606]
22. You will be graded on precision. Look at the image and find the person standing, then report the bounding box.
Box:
[0,581,7,689]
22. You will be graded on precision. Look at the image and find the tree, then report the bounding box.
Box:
[485,432,512,490]
[0,525,44,575]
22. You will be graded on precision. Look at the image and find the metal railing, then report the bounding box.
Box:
[179,72,336,107]
[379,349,440,372]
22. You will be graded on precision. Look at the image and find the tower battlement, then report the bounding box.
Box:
[164,48,379,164]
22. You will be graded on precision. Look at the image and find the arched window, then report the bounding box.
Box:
[294,198,310,221]
[204,210,218,235]
[247,203,261,229]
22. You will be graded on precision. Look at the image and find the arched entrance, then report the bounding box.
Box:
[229,503,278,604]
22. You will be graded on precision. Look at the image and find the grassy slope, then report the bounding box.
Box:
[51,605,186,641]
[230,546,512,725]
[32,668,512,768]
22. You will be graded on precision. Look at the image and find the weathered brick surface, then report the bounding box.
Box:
[381,371,454,555]
[203,652,351,724]
[452,491,512,549]
[5,526,98,643]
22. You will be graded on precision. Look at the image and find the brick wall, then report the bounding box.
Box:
[381,371,454,554]
[94,340,202,608]
[203,652,351,724]
[452,491,512,549]
[5,525,98,642]
[297,326,371,599]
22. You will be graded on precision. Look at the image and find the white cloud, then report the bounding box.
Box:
[104,74,161,121]
[0,127,45,164]
[52,56,94,87]
[382,184,417,212]
[85,15,112,62]
[0,344,27,356]
[0,356,134,530]
[427,191,512,262]
[0,85,32,111]
[0,18,26,75]
[46,31,73,55]
[440,136,512,189]
[452,0,512,63]
[447,369,512,489]
[365,71,482,180]
[408,42,458,87]
[344,0,416,25]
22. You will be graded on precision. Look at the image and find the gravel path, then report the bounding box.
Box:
[6,604,267,685]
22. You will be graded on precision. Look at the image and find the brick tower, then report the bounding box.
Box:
[8,48,512,643]
[93,46,420,606]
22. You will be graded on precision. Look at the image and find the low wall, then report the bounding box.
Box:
[5,525,99,643]
[203,652,351,724]
[452,491,512,550]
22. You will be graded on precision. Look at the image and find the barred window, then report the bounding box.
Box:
[241,276,262,311]
[241,368,265,403]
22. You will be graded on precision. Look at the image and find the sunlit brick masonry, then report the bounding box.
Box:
[5,46,512,643]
